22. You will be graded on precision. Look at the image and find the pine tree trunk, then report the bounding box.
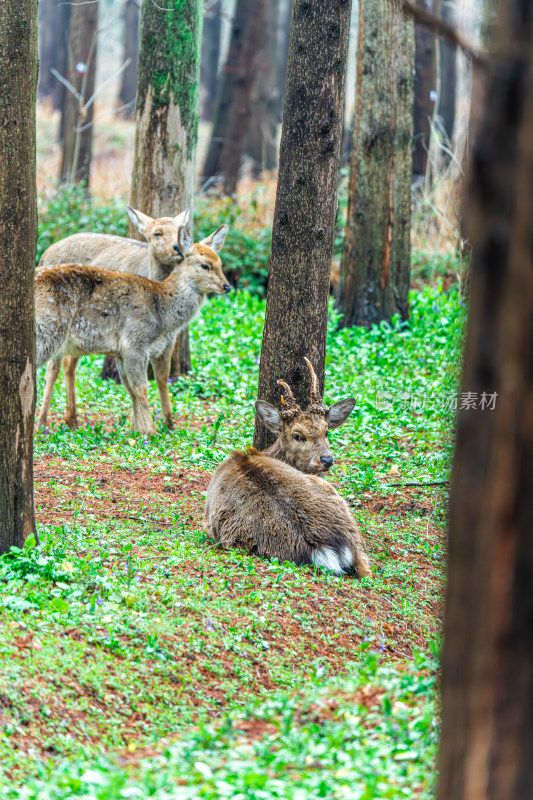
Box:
[438,0,456,145]
[438,4,533,797]
[253,0,352,452]
[60,0,99,186]
[118,0,140,118]
[413,0,437,177]
[130,0,203,378]
[336,0,414,329]
[37,0,58,101]
[246,0,280,176]
[202,0,266,188]
[0,0,38,553]
[200,1,221,122]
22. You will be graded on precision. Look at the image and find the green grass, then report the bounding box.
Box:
[0,280,464,794]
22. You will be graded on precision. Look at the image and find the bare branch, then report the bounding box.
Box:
[50,68,82,102]
[401,1,485,66]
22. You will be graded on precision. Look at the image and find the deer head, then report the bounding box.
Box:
[127,207,193,267]
[256,358,356,475]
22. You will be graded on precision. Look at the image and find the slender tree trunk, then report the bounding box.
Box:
[438,0,456,145]
[130,0,203,377]
[37,0,58,102]
[55,2,71,136]
[254,0,352,451]
[438,4,533,797]
[336,0,414,329]
[202,0,266,189]
[200,0,221,122]
[246,0,280,176]
[0,0,38,552]
[60,0,99,186]
[276,0,291,121]
[413,0,437,177]
[118,0,140,118]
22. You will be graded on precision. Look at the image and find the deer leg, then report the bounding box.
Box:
[36,358,62,429]
[62,356,80,429]
[121,355,156,435]
[151,348,173,430]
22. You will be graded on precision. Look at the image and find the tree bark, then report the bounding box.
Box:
[438,4,533,798]
[130,0,203,377]
[37,0,58,102]
[60,0,99,186]
[246,0,280,176]
[0,0,38,553]
[413,0,437,177]
[118,0,140,118]
[335,0,414,329]
[437,0,456,145]
[202,0,266,189]
[253,0,352,452]
[200,0,221,122]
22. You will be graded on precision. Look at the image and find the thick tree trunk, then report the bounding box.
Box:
[60,0,99,186]
[130,0,203,378]
[438,0,456,145]
[253,0,352,452]
[202,0,266,189]
[0,0,38,552]
[200,0,221,122]
[37,0,58,102]
[336,0,414,329]
[413,0,437,177]
[118,0,140,118]
[246,0,280,176]
[438,4,533,798]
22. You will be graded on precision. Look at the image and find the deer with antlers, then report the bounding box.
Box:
[204,359,371,577]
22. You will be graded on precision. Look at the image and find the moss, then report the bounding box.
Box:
[136,0,202,159]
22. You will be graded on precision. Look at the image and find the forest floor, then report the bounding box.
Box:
[0,263,464,796]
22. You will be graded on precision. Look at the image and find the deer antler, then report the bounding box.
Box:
[304,357,327,415]
[277,379,300,419]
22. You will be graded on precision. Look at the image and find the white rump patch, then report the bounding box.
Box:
[312,545,353,574]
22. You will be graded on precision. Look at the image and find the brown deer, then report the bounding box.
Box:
[204,359,371,577]
[35,230,231,435]
[37,212,228,429]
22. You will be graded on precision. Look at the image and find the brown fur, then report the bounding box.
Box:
[204,361,371,577]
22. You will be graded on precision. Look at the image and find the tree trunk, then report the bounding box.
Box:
[60,0,99,186]
[253,0,352,452]
[37,0,58,102]
[118,0,140,118]
[438,4,533,798]
[202,0,266,190]
[246,0,280,176]
[55,2,71,136]
[0,0,38,553]
[437,0,456,145]
[200,0,221,122]
[335,0,414,329]
[276,0,292,121]
[130,0,203,378]
[413,0,437,177]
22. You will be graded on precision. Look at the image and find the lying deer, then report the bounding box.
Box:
[204,359,371,577]
[36,212,228,429]
[35,226,231,435]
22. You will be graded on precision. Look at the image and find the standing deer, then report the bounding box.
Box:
[37,211,228,429]
[35,229,231,435]
[204,359,371,577]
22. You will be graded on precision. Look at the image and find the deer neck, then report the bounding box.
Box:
[263,438,290,465]
[159,269,204,332]
[149,252,174,282]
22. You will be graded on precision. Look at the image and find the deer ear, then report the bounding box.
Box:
[178,223,193,257]
[326,398,356,429]
[173,209,190,228]
[255,400,282,434]
[200,224,228,253]
[127,207,153,239]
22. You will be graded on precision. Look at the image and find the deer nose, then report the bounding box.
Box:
[223,284,232,294]
[320,456,334,469]
[173,244,181,253]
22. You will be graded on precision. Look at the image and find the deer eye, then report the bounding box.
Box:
[293,433,304,442]
[153,232,163,237]
[200,263,210,271]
